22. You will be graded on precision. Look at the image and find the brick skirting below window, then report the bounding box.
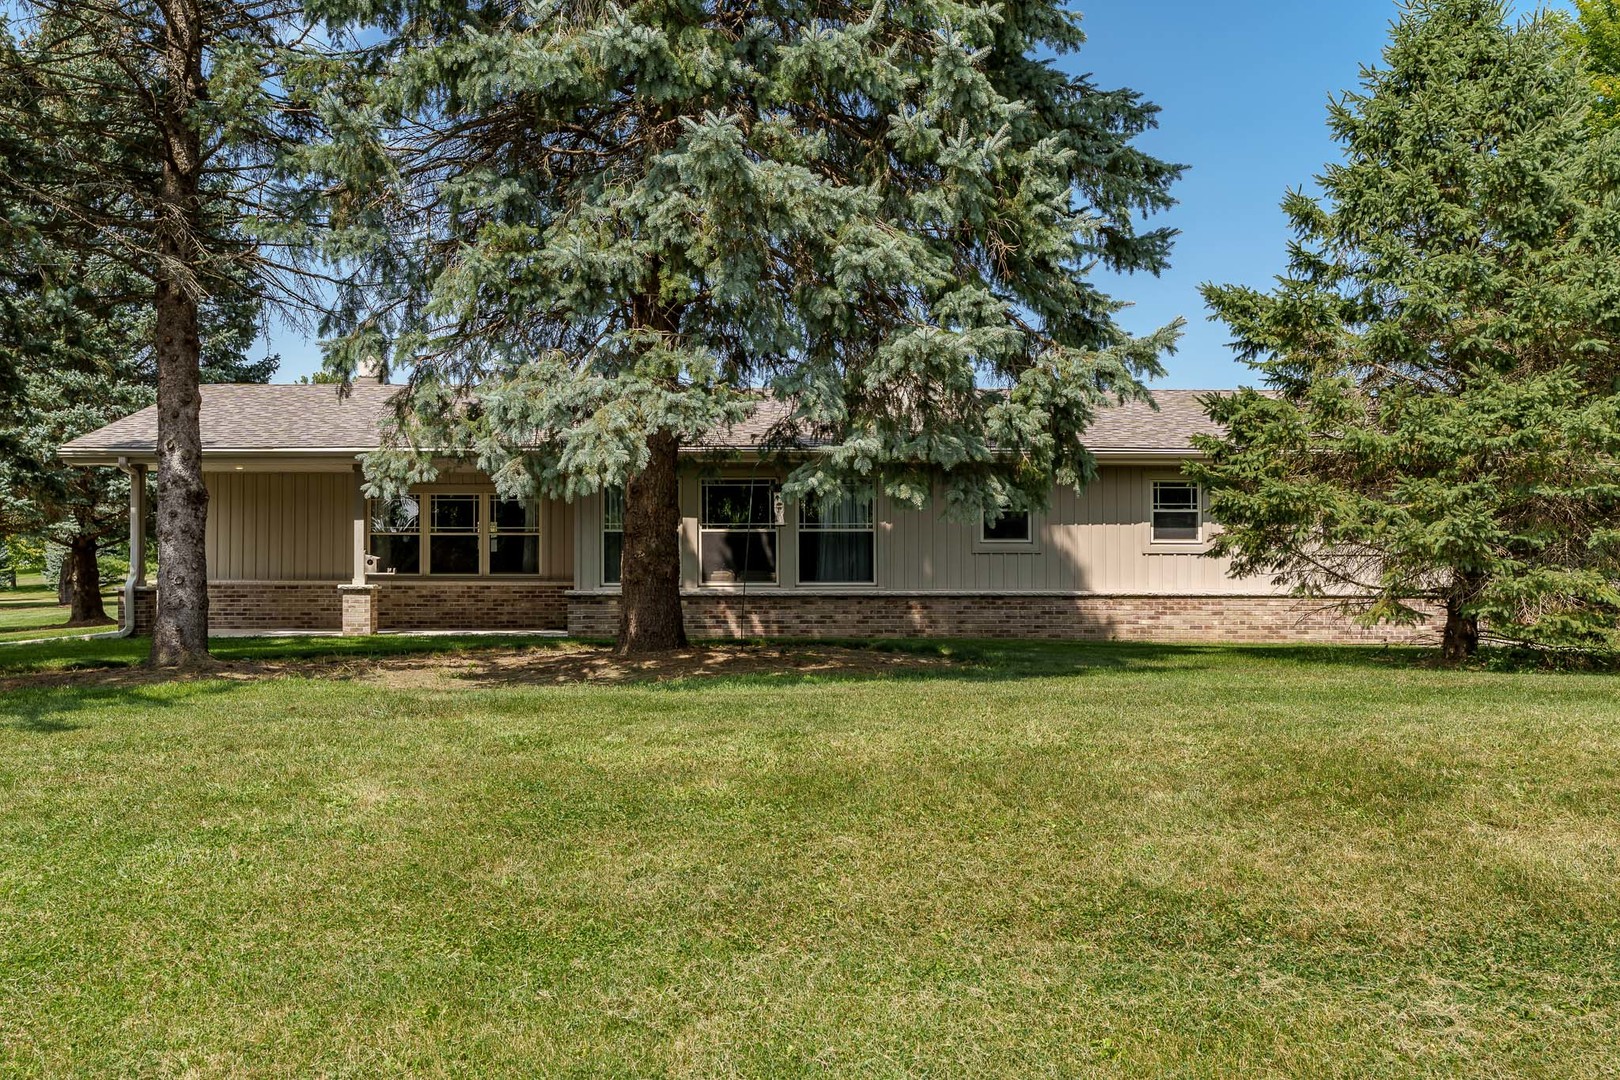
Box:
[566,591,1445,646]
[120,583,341,633]
[119,580,570,635]
[372,580,569,632]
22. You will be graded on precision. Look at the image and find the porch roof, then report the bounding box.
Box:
[58,383,1229,465]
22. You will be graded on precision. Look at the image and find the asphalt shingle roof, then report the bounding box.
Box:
[59,384,1228,460]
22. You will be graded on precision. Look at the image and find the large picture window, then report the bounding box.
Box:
[1151,481,1202,543]
[369,495,422,573]
[701,480,779,584]
[489,498,542,574]
[602,486,624,585]
[799,489,875,585]
[368,491,546,576]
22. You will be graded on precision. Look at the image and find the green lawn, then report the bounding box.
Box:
[3,638,1619,1077]
[0,573,118,643]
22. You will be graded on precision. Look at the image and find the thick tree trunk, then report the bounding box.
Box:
[151,275,210,666]
[67,535,108,625]
[149,0,211,668]
[1441,598,1479,663]
[616,429,687,655]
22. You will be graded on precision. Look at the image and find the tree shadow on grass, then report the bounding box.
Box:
[0,635,1468,706]
[1,676,241,733]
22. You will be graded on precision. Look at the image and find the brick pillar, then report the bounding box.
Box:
[117,585,159,636]
[339,585,379,636]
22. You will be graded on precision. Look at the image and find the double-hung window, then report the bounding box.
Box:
[602,486,624,585]
[700,480,780,584]
[489,498,542,574]
[369,495,422,573]
[799,489,875,585]
[429,494,481,574]
[1151,481,1202,543]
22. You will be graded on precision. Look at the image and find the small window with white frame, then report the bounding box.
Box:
[602,486,624,586]
[799,488,875,585]
[701,479,780,584]
[1151,480,1203,543]
[980,507,1032,544]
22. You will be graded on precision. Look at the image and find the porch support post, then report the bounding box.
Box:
[351,464,368,586]
[116,458,151,635]
[129,462,148,585]
[342,464,378,635]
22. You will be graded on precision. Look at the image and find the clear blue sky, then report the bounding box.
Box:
[261,0,1570,387]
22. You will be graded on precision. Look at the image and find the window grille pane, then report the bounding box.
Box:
[801,489,874,529]
[492,498,540,532]
[1153,482,1200,511]
[703,482,775,526]
[603,486,624,530]
[602,530,623,585]
[370,495,420,534]
[431,494,479,532]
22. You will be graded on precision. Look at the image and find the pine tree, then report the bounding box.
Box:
[1196,0,1620,662]
[305,0,1183,653]
[0,0,317,666]
[0,233,272,624]
[1572,0,1620,131]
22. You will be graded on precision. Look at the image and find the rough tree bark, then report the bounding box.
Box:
[1441,597,1480,663]
[1441,570,1484,663]
[616,428,688,655]
[149,0,212,668]
[66,534,108,625]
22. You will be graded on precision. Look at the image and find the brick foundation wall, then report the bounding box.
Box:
[374,580,569,632]
[210,582,344,631]
[119,580,569,634]
[567,591,1444,646]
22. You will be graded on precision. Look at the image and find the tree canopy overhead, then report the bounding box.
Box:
[1196,0,1620,661]
[307,0,1184,651]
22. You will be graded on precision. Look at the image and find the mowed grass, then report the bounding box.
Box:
[0,574,117,643]
[3,640,1619,1077]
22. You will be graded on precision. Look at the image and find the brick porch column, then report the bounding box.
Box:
[339,584,379,636]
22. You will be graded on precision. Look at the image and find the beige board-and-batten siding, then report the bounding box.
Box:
[573,464,1286,596]
[206,471,353,581]
[204,470,575,582]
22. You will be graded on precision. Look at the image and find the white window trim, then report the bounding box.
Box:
[796,489,878,587]
[1145,478,1210,553]
[699,478,782,587]
[601,487,623,589]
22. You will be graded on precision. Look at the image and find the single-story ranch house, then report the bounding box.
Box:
[60,383,1439,644]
